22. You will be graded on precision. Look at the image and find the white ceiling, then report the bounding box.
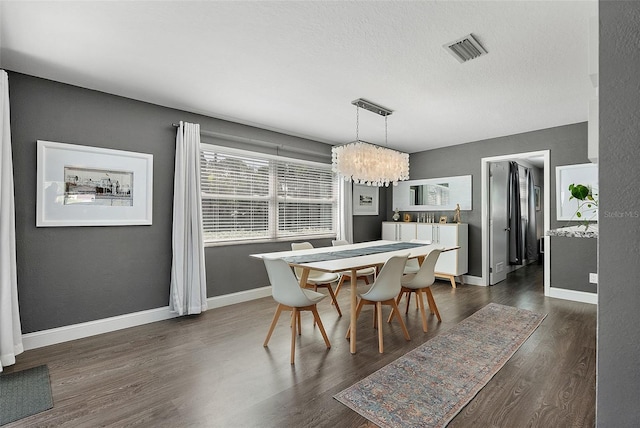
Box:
[0,1,596,154]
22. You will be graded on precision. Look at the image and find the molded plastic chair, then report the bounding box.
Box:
[403,239,432,275]
[331,239,376,298]
[389,249,443,332]
[346,254,410,353]
[262,257,331,364]
[291,242,342,316]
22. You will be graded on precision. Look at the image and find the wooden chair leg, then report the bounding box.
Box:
[416,290,428,333]
[425,287,442,321]
[297,311,302,335]
[405,291,412,314]
[346,298,365,339]
[363,275,370,285]
[377,302,384,353]
[373,304,378,329]
[326,284,342,316]
[333,275,346,302]
[387,293,403,324]
[311,306,331,349]
[290,308,297,364]
[264,304,284,347]
[390,299,411,341]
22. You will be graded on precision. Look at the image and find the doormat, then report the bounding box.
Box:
[0,365,53,426]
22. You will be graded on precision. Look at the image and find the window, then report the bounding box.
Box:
[200,144,337,244]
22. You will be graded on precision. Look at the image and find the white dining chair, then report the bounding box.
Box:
[291,242,342,316]
[403,239,433,275]
[389,248,443,332]
[262,257,331,364]
[331,239,376,299]
[346,254,410,353]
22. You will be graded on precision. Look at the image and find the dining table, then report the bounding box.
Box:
[251,240,458,354]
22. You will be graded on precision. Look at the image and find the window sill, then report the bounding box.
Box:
[203,234,337,248]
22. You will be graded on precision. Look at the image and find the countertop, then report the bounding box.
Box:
[547,224,598,238]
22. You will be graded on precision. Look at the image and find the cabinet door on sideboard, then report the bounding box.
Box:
[382,222,398,241]
[381,222,417,241]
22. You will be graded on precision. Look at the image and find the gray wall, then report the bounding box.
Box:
[549,236,596,293]
[597,1,640,424]
[377,123,590,277]
[352,187,387,243]
[9,72,333,333]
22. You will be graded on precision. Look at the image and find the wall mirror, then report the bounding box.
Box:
[393,175,472,211]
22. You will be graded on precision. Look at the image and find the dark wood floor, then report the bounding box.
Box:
[5,263,596,427]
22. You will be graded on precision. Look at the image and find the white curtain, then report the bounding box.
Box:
[169,121,207,315]
[0,70,23,372]
[337,179,354,243]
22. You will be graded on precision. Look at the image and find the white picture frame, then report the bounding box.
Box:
[353,184,379,216]
[36,140,153,226]
[556,163,598,221]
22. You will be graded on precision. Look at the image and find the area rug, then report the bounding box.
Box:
[334,303,546,428]
[0,365,53,426]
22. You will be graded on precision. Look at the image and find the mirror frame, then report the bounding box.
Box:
[392,175,472,211]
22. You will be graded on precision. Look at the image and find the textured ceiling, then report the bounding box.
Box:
[0,1,596,153]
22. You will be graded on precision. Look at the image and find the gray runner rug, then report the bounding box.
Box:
[334,303,546,428]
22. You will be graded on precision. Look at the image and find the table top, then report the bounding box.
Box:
[251,240,451,273]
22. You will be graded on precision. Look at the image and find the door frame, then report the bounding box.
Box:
[480,150,551,294]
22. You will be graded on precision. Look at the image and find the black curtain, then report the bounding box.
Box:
[526,169,537,261]
[508,161,522,264]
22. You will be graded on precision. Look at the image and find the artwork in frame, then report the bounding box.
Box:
[36,140,153,226]
[353,184,379,216]
[555,163,598,221]
[534,185,541,211]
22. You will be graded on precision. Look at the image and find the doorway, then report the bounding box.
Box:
[481,150,551,292]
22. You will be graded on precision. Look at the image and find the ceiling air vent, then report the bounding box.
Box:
[444,34,487,63]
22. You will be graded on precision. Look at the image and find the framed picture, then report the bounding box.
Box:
[556,163,598,221]
[36,140,153,226]
[353,184,379,216]
[439,215,448,224]
[534,185,541,211]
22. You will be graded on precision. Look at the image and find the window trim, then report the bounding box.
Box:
[200,143,338,247]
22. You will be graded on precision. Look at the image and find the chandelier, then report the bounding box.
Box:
[332,98,409,187]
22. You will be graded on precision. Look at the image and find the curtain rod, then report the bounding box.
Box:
[172,123,331,159]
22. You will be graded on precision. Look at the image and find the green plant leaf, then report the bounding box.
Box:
[569,184,590,200]
[576,212,582,218]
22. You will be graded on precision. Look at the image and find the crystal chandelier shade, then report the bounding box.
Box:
[332,142,409,186]
[331,99,410,187]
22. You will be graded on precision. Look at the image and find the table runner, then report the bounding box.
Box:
[281,242,426,264]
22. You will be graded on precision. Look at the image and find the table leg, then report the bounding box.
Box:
[350,268,358,354]
[299,268,310,287]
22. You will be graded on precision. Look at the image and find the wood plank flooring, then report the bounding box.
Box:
[4,263,596,427]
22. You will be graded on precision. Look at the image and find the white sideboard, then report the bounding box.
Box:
[382,222,468,287]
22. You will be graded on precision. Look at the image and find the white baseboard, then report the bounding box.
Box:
[462,275,485,286]
[22,286,272,351]
[548,287,598,305]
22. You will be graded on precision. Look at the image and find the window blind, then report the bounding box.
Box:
[200,144,337,243]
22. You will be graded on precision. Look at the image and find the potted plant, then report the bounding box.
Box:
[568,183,598,228]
